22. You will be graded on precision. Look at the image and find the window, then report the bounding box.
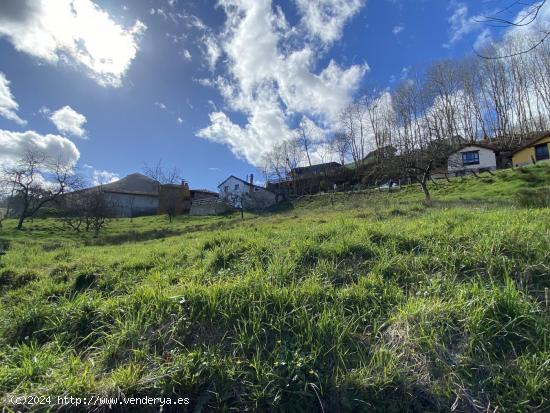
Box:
[224,186,229,192]
[462,150,480,166]
[535,143,549,161]
[234,184,239,190]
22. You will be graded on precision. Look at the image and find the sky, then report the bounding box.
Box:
[0,0,538,190]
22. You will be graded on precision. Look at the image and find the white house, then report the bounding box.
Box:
[447,144,497,176]
[218,175,276,210]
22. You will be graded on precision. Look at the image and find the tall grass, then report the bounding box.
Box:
[0,165,549,411]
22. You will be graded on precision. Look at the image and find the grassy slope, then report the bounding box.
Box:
[0,165,549,412]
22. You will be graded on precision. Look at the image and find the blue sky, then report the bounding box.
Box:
[0,0,521,190]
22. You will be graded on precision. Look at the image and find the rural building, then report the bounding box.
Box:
[65,173,199,217]
[158,182,191,216]
[291,162,342,178]
[447,144,497,176]
[218,175,276,210]
[99,173,161,217]
[512,134,550,167]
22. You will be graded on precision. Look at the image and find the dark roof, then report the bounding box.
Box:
[512,132,550,155]
[217,175,265,191]
[100,173,160,196]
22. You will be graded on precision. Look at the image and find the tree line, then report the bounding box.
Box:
[261,32,550,201]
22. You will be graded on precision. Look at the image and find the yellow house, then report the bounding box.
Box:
[512,134,550,167]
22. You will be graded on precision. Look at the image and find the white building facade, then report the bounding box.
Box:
[218,175,276,210]
[448,145,497,176]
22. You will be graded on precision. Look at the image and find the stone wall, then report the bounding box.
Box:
[190,198,233,216]
[241,190,276,211]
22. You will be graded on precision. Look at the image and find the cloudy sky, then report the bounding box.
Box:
[0,0,534,189]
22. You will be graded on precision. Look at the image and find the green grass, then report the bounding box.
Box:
[0,165,549,412]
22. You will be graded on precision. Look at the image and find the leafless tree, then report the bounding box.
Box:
[340,101,369,168]
[224,192,244,220]
[0,150,81,230]
[60,188,114,236]
[330,132,351,165]
[297,118,315,167]
[143,159,183,184]
[478,0,549,58]
[84,190,112,237]
[391,77,454,202]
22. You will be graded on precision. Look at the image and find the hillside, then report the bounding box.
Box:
[0,165,549,412]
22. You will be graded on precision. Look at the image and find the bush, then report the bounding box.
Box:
[516,187,550,208]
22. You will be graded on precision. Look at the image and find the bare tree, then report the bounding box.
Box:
[297,117,315,167]
[391,77,453,202]
[86,190,112,237]
[340,101,369,168]
[478,1,549,58]
[143,159,183,184]
[0,150,81,230]
[330,132,351,166]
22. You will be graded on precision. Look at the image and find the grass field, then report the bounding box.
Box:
[0,165,549,412]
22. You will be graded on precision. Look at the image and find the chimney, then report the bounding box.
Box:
[249,173,254,193]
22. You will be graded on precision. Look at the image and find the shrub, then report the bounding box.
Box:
[516,187,550,207]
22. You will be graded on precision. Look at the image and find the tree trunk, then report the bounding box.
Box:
[420,163,432,204]
[16,213,25,230]
[420,179,431,203]
[240,207,244,220]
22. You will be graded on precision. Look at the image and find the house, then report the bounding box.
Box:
[290,162,342,178]
[512,134,550,167]
[96,173,163,217]
[218,175,276,210]
[65,173,195,217]
[447,144,497,176]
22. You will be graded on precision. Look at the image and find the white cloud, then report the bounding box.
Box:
[503,1,550,42]
[49,106,87,138]
[155,102,167,111]
[182,49,192,61]
[0,129,80,168]
[474,28,493,50]
[0,72,26,125]
[92,169,119,186]
[295,0,365,45]
[197,0,367,166]
[177,116,183,124]
[0,0,146,87]
[202,34,221,71]
[444,2,480,48]
[392,25,404,35]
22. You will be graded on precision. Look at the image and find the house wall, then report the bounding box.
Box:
[218,176,276,210]
[448,146,496,175]
[158,183,191,215]
[512,137,550,167]
[190,199,232,216]
[218,177,252,208]
[242,190,277,211]
[103,192,159,217]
